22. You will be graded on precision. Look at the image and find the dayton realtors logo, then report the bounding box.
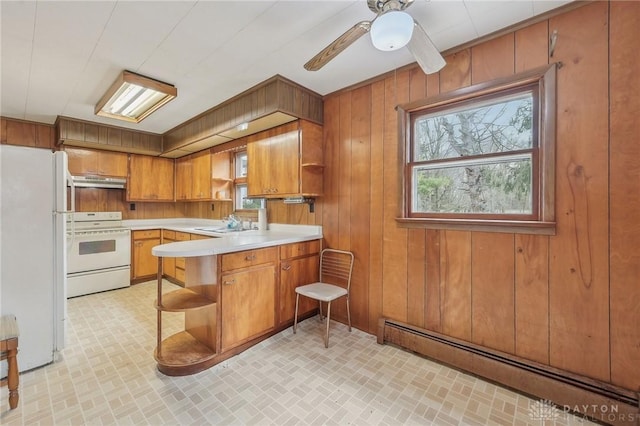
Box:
[528,398,640,424]
[527,399,561,421]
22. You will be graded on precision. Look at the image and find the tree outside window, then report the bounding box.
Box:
[399,64,556,234]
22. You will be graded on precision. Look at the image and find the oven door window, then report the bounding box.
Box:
[78,239,116,255]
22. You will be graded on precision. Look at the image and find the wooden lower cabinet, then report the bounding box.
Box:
[132,230,161,282]
[279,241,320,325]
[154,239,321,376]
[162,231,211,286]
[221,263,276,351]
[161,230,177,279]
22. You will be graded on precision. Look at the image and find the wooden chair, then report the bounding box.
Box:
[0,315,19,410]
[293,249,354,348]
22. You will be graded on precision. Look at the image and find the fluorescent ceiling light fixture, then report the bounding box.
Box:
[370,10,414,51]
[95,70,177,123]
[236,122,249,131]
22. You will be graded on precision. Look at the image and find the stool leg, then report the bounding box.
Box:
[7,347,19,409]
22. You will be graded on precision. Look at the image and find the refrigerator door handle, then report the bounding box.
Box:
[66,171,75,246]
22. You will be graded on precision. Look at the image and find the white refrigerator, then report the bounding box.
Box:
[0,144,72,372]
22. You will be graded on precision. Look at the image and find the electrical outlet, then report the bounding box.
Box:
[130,203,136,211]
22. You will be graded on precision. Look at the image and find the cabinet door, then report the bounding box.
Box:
[279,255,319,325]
[247,136,271,196]
[221,264,276,350]
[66,147,99,175]
[153,157,175,201]
[175,155,192,201]
[247,122,300,197]
[191,150,211,200]
[128,155,175,201]
[133,238,160,279]
[269,129,299,195]
[97,150,128,177]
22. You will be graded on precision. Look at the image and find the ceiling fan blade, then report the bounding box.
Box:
[304,21,372,71]
[407,20,446,75]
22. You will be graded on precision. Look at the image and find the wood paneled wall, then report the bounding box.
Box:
[73,191,241,221]
[2,0,636,394]
[309,1,639,393]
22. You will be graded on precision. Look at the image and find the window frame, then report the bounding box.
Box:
[233,150,263,211]
[397,63,557,235]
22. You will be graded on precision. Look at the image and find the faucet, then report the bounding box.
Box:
[226,214,238,229]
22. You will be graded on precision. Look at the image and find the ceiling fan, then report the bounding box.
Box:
[304,0,446,75]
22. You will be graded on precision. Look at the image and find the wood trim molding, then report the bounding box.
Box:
[162,75,323,154]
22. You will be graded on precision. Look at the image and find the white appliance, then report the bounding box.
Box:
[0,145,73,372]
[67,212,130,298]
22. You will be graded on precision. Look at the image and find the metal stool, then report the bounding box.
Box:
[0,315,19,410]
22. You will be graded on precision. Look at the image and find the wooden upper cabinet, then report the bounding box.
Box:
[175,155,193,201]
[175,149,232,201]
[191,150,212,200]
[127,154,175,201]
[247,120,323,198]
[65,147,128,177]
[211,151,232,200]
[1,117,54,149]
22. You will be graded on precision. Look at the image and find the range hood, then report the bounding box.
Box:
[71,175,126,189]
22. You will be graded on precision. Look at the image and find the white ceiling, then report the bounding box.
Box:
[0,0,571,135]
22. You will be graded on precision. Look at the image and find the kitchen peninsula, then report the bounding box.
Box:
[151,225,322,375]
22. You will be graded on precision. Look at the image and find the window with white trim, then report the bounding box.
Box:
[234,151,263,210]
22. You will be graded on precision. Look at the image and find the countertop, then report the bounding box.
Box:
[122,218,322,258]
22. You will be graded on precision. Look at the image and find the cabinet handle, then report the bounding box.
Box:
[223,279,236,285]
[245,254,256,261]
[298,247,306,253]
[282,264,291,271]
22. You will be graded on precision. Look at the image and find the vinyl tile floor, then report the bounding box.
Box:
[1,280,594,425]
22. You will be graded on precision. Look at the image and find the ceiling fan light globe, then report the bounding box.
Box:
[370,11,414,51]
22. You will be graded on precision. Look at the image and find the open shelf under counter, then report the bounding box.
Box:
[154,330,217,376]
[156,288,216,312]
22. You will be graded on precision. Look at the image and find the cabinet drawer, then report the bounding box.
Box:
[163,230,176,239]
[175,257,185,269]
[175,266,185,283]
[280,240,321,259]
[176,231,191,241]
[221,247,278,271]
[190,233,211,240]
[133,229,161,239]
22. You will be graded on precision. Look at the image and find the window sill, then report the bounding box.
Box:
[396,218,556,235]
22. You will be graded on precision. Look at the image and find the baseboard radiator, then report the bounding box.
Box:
[377,318,639,426]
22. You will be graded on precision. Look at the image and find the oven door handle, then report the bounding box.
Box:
[72,229,131,237]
